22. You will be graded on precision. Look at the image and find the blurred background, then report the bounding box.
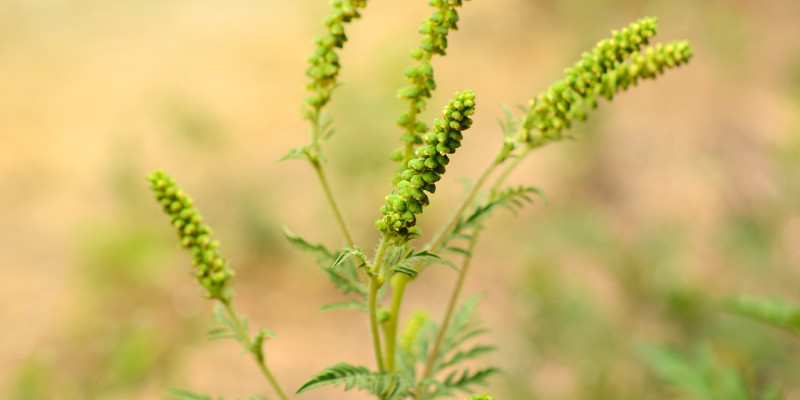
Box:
[2,0,799,399]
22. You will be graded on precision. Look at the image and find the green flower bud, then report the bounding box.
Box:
[424,157,439,169]
[390,148,404,161]
[421,170,440,183]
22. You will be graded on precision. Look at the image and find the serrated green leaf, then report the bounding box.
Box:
[439,345,497,370]
[277,146,309,162]
[207,327,237,342]
[431,367,500,397]
[443,246,472,257]
[322,265,367,297]
[727,295,800,336]
[318,300,367,312]
[389,265,419,278]
[282,227,337,265]
[332,247,366,269]
[255,328,278,340]
[396,249,457,274]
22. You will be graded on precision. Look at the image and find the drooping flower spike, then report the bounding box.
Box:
[515,17,693,146]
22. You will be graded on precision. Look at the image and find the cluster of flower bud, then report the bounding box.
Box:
[517,17,693,145]
[391,0,471,168]
[147,170,233,301]
[304,0,369,110]
[400,311,430,357]
[417,0,467,56]
[378,90,476,239]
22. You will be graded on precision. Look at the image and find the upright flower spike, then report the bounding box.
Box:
[147,170,234,301]
[514,17,693,148]
[378,90,476,240]
[391,0,472,183]
[303,0,369,114]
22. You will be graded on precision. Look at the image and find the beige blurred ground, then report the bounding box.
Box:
[1,0,799,399]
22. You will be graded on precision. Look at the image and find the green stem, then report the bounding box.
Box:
[491,144,533,194]
[368,236,390,372]
[311,159,355,248]
[384,273,410,372]
[221,300,290,400]
[368,277,386,372]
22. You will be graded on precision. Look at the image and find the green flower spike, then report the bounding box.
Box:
[303,0,369,112]
[378,90,476,239]
[515,17,693,147]
[465,394,494,400]
[147,170,234,301]
[391,0,472,182]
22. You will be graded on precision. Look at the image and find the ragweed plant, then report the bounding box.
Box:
[148,3,693,399]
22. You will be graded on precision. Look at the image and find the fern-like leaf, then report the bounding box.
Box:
[296,363,410,398]
[443,186,545,254]
[284,229,366,298]
[277,146,310,162]
[388,249,456,279]
[282,227,336,266]
[439,344,497,370]
[332,247,367,269]
[322,264,367,298]
[207,304,242,343]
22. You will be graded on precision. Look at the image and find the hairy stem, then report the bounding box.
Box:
[221,300,289,400]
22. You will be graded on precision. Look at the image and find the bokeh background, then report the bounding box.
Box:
[2,0,799,399]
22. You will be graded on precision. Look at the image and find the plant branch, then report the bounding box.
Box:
[368,278,386,373]
[221,300,290,400]
[310,155,355,248]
